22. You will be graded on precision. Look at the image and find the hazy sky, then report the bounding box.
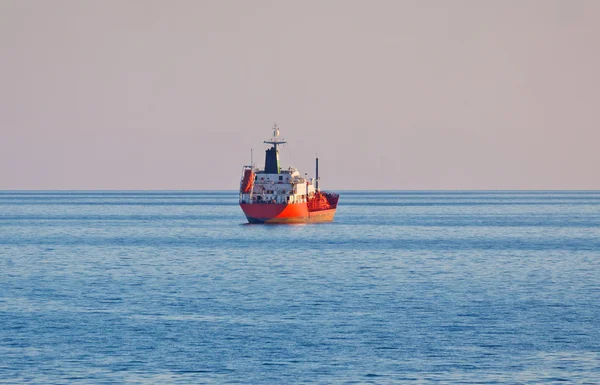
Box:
[1,0,599,190]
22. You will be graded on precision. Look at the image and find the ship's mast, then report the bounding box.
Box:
[263,123,287,151]
[263,123,287,174]
[316,155,319,191]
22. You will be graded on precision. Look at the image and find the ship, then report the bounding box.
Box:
[239,124,339,224]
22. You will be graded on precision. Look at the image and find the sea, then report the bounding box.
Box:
[1,191,599,384]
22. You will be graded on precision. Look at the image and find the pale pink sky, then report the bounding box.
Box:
[1,0,599,190]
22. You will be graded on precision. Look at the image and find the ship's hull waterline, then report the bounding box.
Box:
[240,203,336,224]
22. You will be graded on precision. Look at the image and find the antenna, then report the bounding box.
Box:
[316,155,319,191]
[264,123,287,150]
[251,148,253,168]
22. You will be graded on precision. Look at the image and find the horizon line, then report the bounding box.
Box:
[2,189,600,193]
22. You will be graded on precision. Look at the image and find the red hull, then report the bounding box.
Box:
[240,203,337,223]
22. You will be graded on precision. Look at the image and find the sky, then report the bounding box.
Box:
[1,0,599,190]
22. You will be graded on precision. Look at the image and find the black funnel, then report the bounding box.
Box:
[264,147,280,174]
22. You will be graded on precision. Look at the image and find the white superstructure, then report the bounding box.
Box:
[239,166,317,205]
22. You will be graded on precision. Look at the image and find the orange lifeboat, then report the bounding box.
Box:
[240,169,255,193]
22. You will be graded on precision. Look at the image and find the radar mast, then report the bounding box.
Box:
[263,123,287,174]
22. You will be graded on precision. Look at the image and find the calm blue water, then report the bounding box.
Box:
[1,191,600,384]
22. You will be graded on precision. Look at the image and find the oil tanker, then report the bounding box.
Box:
[239,124,339,223]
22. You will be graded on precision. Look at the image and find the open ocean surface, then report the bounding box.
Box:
[1,190,600,384]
